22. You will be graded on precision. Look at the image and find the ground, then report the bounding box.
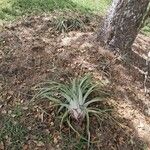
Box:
[0,11,150,150]
[0,0,150,149]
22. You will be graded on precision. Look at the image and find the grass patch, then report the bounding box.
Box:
[0,0,77,21]
[0,116,28,149]
[0,0,110,22]
[0,107,52,149]
[72,0,111,13]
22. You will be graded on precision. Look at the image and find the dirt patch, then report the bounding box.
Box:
[0,13,150,149]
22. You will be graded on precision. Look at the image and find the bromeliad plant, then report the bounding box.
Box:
[53,17,84,33]
[34,74,110,146]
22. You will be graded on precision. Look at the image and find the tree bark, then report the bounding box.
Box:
[98,0,150,52]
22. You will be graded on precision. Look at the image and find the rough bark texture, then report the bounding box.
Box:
[98,0,150,52]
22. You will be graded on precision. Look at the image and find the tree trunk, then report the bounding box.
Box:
[98,0,150,52]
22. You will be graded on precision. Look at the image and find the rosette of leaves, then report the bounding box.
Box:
[34,74,110,146]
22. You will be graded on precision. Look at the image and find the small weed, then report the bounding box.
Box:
[0,0,89,21]
[53,17,84,33]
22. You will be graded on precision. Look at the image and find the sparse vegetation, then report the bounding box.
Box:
[0,116,28,149]
[53,17,85,33]
[0,0,150,149]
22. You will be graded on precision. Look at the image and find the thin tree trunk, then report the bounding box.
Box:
[98,0,150,52]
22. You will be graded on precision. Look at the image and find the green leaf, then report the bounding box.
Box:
[84,97,105,107]
[42,94,62,103]
[83,84,97,103]
[60,110,69,128]
[57,103,69,114]
[67,119,82,136]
